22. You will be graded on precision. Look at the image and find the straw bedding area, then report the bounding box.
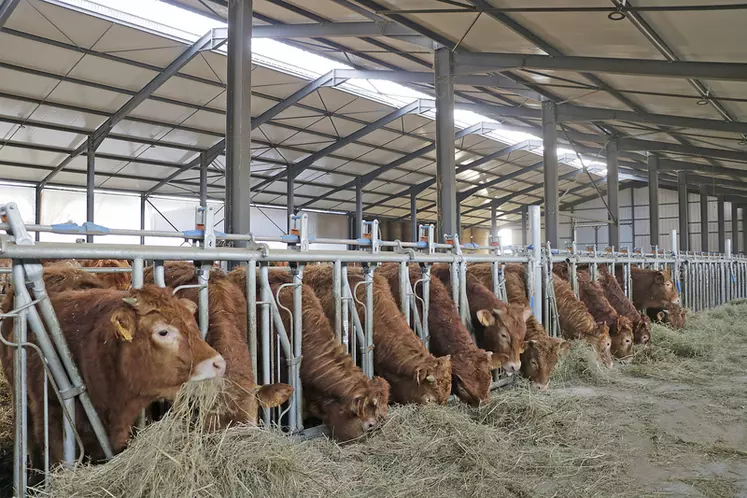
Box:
[0,301,746,497]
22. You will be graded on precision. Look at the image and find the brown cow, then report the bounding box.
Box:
[576,270,634,359]
[0,285,225,466]
[377,263,493,406]
[145,262,292,426]
[597,267,652,344]
[647,303,687,330]
[262,269,389,442]
[468,263,571,389]
[302,265,452,406]
[553,277,613,368]
[430,263,530,374]
[615,266,679,310]
[79,259,132,290]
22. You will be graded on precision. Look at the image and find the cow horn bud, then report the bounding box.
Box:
[425,374,436,383]
[122,297,138,307]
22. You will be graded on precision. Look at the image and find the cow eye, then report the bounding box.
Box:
[158,330,169,337]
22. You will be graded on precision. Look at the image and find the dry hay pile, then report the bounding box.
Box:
[35,379,630,498]
[0,366,12,497]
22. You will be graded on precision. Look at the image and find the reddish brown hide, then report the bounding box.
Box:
[597,267,652,344]
[377,263,493,406]
[615,266,679,310]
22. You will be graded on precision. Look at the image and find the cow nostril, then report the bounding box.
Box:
[212,356,227,376]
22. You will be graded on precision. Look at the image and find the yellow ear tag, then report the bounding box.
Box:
[112,315,133,342]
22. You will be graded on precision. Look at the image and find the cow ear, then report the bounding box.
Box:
[477,309,495,327]
[178,298,198,315]
[523,339,537,350]
[488,352,503,369]
[521,307,533,322]
[122,296,155,315]
[558,340,572,354]
[256,383,294,409]
[654,271,665,284]
[110,309,135,342]
[656,311,665,321]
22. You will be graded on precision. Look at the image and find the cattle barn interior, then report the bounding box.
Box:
[1,0,747,496]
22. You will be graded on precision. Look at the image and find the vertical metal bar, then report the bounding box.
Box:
[700,189,709,252]
[341,265,350,352]
[247,260,258,382]
[363,265,375,378]
[743,206,747,255]
[434,47,456,242]
[529,205,543,322]
[732,203,739,254]
[521,205,528,246]
[718,196,726,253]
[287,176,295,228]
[421,264,431,351]
[333,260,342,343]
[12,263,27,497]
[542,100,559,247]
[153,261,166,288]
[355,179,363,240]
[399,261,410,325]
[34,186,42,242]
[139,195,146,245]
[225,0,252,242]
[648,154,659,250]
[490,204,498,240]
[291,266,304,431]
[199,151,208,209]
[410,191,418,242]
[607,140,619,250]
[86,136,96,243]
[131,258,144,289]
[450,259,459,306]
[259,265,271,425]
[630,188,636,249]
[678,171,689,252]
[459,259,470,328]
[197,263,210,339]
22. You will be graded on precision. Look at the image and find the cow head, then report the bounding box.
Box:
[520,337,571,389]
[451,349,493,406]
[666,303,687,330]
[112,286,225,400]
[634,314,652,344]
[646,269,679,308]
[388,355,452,405]
[476,303,532,374]
[610,316,634,359]
[588,323,613,368]
[86,259,133,290]
[322,376,389,442]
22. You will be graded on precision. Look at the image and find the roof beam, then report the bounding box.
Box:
[455,52,747,82]
[657,158,747,179]
[556,104,747,135]
[457,160,544,201]
[619,138,747,163]
[0,0,20,28]
[252,21,418,39]
[38,28,227,189]
[252,99,430,191]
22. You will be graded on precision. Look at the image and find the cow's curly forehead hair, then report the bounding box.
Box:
[127,285,196,322]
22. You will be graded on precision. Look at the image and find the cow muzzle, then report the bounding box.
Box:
[503,361,521,374]
[190,354,226,381]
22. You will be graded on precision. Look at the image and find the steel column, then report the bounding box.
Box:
[743,206,747,255]
[521,205,528,246]
[139,195,146,245]
[718,196,726,253]
[355,178,363,239]
[199,151,208,208]
[542,100,559,247]
[225,0,252,241]
[287,177,295,229]
[434,47,456,242]
[607,140,620,249]
[34,186,41,242]
[733,203,740,254]
[648,154,659,249]
[700,189,709,252]
[86,136,95,243]
[678,171,689,251]
[410,191,418,242]
[491,204,498,240]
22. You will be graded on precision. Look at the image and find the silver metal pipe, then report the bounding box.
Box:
[247,260,258,382]
[153,260,166,288]
[450,260,459,310]
[363,266,375,378]
[197,263,210,339]
[421,264,431,351]
[131,258,144,289]
[12,264,27,497]
[348,280,369,374]
[259,265,271,425]
[529,205,542,323]
[399,261,410,326]
[341,265,350,352]
[291,266,304,431]
[333,260,342,343]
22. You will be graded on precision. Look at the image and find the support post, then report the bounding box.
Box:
[139,196,146,245]
[630,188,636,249]
[34,186,41,242]
[648,154,659,249]
[355,178,363,239]
[542,100,559,247]
[743,206,747,255]
[607,140,619,249]
[529,205,542,323]
[490,204,497,240]
[86,136,95,243]
[718,195,726,253]
[733,203,740,254]
[434,47,456,242]
[199,151,208,208]
[700,189,709,252]
[521,205,528,246]
[225,0,252,242]
[410,191,418,242]
[678,171,689,252]
[287,176,295,231]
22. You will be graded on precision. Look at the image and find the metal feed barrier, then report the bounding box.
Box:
[1,201,746,496]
